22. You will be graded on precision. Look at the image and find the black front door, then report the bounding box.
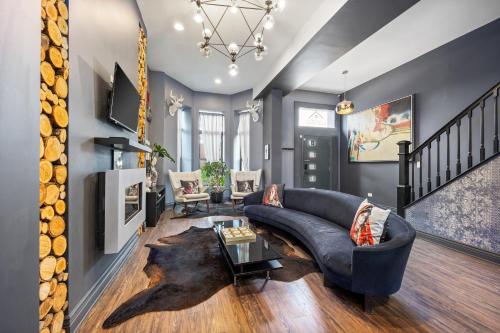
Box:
[299,135,332,189]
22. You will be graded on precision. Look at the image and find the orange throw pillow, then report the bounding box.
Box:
[350,199,390,246]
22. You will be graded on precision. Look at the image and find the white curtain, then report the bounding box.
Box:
[199,112,225,162]
[237,112,250,171]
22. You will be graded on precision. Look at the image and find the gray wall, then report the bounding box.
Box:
[262,89,283,185]
[68,0,145,318]
[0,1,39,331]
[340,19,500,209]
[281,90,339,187]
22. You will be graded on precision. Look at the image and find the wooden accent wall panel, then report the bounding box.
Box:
[137,28,147,168]
[39,1,69,332]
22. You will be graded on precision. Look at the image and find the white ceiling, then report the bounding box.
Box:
[137,0,331,94]
[301,0,500,94]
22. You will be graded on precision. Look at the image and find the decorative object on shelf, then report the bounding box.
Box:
[244,99,262,122]
[150,143,175,187]
[167,90,184,117]
[264,144,270,160]
[347,95,413,162]
[336,70,355,115]
[201,161,230,203]
[188,0,285,75]
[40,0,70,330]
[137,27,148,167]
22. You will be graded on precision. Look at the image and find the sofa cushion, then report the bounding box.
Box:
[237,180,254,193]
[262,184,284,208]
[245,205,354,276]
[350,199,390,246]
[180,180,199,194]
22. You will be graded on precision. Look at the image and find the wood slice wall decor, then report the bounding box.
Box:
[40,1,68,332]
[137,27,147,168]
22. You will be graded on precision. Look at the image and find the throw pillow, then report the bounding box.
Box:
[262,184,284,208]
[350,199,390,246]
[236,180,254,193]
[180,180,199,195]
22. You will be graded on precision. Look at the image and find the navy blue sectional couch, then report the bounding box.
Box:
[244,188,415,302]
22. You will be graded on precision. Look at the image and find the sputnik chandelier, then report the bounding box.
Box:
[188,0,286,76]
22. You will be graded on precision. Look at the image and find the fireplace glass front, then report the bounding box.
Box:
[125,182,142,223]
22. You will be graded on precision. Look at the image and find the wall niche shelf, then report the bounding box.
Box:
[94,137,152,153]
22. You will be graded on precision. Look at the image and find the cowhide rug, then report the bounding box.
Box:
[103,224,318,328]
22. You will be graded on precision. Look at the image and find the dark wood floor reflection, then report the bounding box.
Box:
[79,210,500,332]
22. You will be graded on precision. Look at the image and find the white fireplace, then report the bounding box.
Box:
[104,168,146,254]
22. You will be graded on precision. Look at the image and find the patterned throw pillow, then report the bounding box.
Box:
[350,199,390,246]
[262,184,284,208]
[180,180,199,195]
[236,180,254,193]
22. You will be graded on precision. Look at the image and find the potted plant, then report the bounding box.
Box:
[148,143,175,187]
[201,161,230,203]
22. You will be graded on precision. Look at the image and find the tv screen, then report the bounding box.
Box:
[109,63,140,133]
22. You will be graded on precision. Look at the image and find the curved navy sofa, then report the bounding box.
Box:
[244,188,416,298]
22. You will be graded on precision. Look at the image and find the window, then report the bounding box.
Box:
[199,111,224,166]
[298,107,335,128]
[235,112,250,171]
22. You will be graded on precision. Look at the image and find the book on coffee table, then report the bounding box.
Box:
[220,226,256,244]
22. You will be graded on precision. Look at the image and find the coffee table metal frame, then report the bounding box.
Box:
[213,221,283,286]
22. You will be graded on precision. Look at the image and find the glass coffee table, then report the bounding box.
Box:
[213,219,283,286]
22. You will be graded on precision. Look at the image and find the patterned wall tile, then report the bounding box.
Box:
[406,156,499,254]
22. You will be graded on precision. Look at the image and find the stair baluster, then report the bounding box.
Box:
[411,155,415,201]
[480,100,485,161]
[468,109,473,168]
[494,88,499,153]
[436,136,441,187]
[456,119,461,176]
[427,143,432,193]
[419,150,423,198]
[446,128,451,181]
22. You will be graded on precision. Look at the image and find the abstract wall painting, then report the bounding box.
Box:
[347,95,413,162]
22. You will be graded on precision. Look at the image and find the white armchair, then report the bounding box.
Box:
[168,169,210,216]
[230,169,262,209]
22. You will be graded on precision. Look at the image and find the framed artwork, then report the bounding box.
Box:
[264,144,270,160]
[347,95,413,162]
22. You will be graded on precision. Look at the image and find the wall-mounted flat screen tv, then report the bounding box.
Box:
[108,62,140,133]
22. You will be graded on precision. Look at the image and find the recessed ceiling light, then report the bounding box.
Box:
[214,78,222,85]
[174,22,184,31]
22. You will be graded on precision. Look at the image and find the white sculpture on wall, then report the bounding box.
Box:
[167,90,184,116]
[245,99,262,122]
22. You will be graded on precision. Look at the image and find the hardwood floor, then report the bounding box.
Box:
[79,211,500,333]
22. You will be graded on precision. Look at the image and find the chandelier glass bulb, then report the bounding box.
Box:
[254,51,263,61]
[336,99,354,115]
[228,42,239,55]
[230,0,239,13]
[193,7,203,23]
[275,0,286,12]
[202,28,212,39]
[228,63,239,76]
[263,14,275,30]
[253,33,263,46]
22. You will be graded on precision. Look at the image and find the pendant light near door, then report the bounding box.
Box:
[336,70,354,115]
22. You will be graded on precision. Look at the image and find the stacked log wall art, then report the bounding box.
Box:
[40,1,69,332]
[137,27,147,168]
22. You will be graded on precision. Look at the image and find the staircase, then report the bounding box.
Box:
[396,82,499,260]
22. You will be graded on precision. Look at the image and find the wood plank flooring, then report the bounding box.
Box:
[79,211,500,333]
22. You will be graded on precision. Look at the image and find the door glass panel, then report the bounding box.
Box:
[308,139,316,147]
[308,163,316,170]
[308,151,316,159]
[308,175,317,182]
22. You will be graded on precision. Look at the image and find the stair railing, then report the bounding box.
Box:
[397,82,499,216]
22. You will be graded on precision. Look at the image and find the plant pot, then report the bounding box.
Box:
[210,191,224,204]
